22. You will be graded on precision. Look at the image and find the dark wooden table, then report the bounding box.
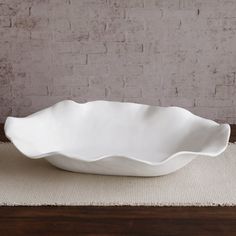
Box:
[0,123,236,235]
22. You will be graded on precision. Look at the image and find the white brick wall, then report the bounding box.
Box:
[0,0,236,123]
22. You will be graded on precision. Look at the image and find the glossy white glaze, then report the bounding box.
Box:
[4,100,230,176]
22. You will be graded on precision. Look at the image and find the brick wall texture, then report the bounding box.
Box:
[0,0,236,123]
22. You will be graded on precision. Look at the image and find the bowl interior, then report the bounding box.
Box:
[5,101,229,162]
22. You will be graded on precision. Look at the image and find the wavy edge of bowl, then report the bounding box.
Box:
[4,100,231,166]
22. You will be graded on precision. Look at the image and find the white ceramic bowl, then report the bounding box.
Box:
[4,100,230,176]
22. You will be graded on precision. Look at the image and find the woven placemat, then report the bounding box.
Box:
[0,142,235,206]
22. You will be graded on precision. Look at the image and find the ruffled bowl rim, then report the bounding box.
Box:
[4,100,231,166]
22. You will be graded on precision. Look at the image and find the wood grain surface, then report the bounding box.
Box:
[0,206,236,236]
[0,123,236,235]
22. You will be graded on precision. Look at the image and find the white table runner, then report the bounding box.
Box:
[0,142,235,206]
